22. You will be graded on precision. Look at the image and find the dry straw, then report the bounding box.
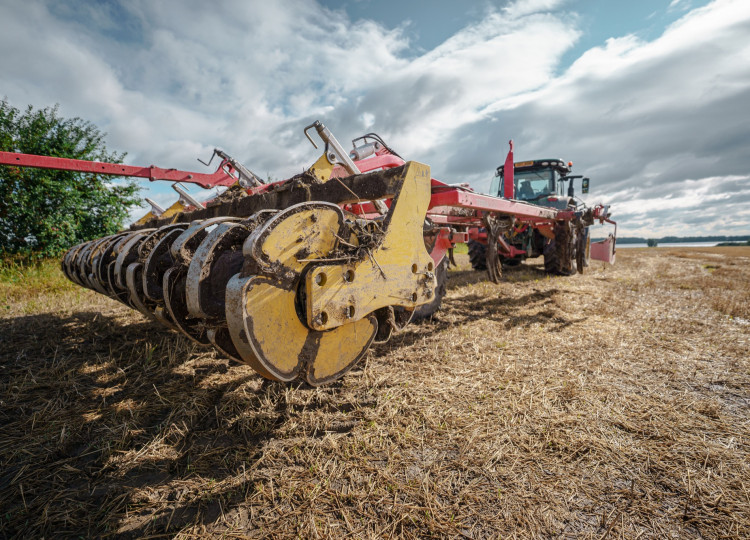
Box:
[1,247,748,537]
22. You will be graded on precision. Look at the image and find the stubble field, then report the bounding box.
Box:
[1,246,749,538]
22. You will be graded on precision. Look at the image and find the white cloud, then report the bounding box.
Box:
[503,0,568,18]
[0,0,574,171]
[435,0,750,236]
[1,0,749,238]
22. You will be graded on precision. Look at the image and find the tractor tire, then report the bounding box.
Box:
[412,256,449,320]
[467,240,487,271]
[544,221,577,276]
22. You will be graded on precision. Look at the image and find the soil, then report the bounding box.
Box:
[1,247,748,538]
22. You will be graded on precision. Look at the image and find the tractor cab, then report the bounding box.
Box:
[490,159,584,210]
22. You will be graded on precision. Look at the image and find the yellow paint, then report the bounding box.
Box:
[243,278,377,384]
[307,152,335,182]
[237,203,377,383]
[310,315,376,383]
[243,278,307,376]
[132,200,186,226]
[305,161,435,331]
[254,207,341,273]
[225,274,278,381]
[161,200,187,221]
[133,211,155,226]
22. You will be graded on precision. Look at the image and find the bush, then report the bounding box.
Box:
[0,100,141,258]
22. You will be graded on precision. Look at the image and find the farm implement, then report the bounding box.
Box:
[0,122,615,385]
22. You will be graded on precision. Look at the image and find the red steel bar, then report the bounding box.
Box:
[503,140,514,199]
[0,151,238,188]
[428,189,558,220]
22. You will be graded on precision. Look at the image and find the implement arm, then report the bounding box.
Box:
[0,151,243,189]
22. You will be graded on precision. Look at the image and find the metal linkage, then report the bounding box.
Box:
[198,148,265,188]
[304,120,361,175]
[0,151,240,189]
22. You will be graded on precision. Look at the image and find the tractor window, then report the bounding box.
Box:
[495,167,555,199]
[490,172,501,197]
[513,169,554,201]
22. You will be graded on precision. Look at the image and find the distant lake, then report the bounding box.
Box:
[616,241,721,249]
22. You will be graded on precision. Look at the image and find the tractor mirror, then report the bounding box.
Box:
[582,177,590,194]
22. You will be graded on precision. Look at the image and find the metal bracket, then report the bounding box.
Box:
[304,120,361,176]
[199,148,264,188]
[144,198,166,216]
[305,162,435,331]
[304,120,389,215]
[172,183,204,209]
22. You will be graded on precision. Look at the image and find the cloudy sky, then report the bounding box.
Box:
[2,0,749,237]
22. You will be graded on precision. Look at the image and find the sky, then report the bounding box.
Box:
[1,0,749,237]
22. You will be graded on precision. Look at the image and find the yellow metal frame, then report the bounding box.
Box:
[225,203,378,384]
[307,152,336,182]
[304,161,435,331]
[132,200,187,227]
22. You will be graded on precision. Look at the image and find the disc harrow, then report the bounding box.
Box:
[59,160,436,385]
[2,119,617,387]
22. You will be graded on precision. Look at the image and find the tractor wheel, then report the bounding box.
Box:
[467,240,487,271]
[544,221,577,276]
[412,256,449,320]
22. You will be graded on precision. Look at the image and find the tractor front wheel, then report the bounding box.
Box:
[467,240,487,271]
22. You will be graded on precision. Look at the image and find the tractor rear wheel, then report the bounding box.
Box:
[467,240,487,271]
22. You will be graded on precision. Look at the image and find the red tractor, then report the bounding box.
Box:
[466,157,615,277]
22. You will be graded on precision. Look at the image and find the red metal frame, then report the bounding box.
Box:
[428,189,558,220]
[0,151,240,188]
[0,143,615,263]
[503,140,514,199]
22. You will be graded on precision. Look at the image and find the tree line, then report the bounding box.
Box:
[598,235,750,244]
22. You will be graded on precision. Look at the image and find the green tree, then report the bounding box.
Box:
[647,238,658,247]
[0,100,141,258]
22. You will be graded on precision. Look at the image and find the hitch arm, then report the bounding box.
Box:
[0,151,240,189]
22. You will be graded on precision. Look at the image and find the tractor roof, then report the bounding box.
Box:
[497,158,571,176]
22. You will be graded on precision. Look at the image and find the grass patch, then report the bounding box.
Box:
[0,256,76,306]
[452,242,468,254]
